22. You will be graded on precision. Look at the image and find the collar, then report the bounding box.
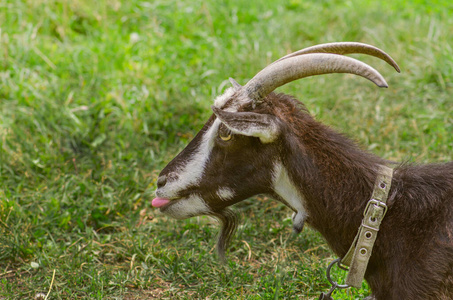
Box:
[340,165,394,288]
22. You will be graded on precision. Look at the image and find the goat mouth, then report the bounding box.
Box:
[152,197,182,212]
[156,194,195,212]
[151,197,171,208]
[153,190,188,210]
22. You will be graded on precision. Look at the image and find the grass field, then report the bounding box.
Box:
[0,0,452,299]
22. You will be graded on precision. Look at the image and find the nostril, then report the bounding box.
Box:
[167,172,179,181]
[157,175,167,188]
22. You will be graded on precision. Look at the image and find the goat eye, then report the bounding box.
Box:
[219,129,232,141]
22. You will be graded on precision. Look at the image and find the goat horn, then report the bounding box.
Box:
[272,42,400,73]
[229,77,242,90]
[243,53,391,101]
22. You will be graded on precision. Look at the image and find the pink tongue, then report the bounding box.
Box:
[152,197,170,208]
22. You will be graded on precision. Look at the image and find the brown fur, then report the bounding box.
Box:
[266,92,453,299]
[157,89,453,299]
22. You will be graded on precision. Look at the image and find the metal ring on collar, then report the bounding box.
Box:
[326,258,350,289]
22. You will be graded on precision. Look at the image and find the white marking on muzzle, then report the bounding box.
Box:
[216,187,235,201]
[273,162,307,232]
[162,194,210,220]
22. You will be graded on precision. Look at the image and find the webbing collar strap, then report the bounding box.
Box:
[341,165,394,288]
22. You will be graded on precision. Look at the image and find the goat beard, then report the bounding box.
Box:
[210,208,238,263]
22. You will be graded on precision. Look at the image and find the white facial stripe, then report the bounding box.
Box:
[216,187,235,201]
[159,119,221,199]
[273,162,308,231]
[162,194,210,220]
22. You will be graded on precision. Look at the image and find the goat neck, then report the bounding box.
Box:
[272,94,388,256]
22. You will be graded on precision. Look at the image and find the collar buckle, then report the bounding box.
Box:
[364,199,388,219]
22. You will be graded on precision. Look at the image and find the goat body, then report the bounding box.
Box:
[271,94,453,299]
[153,43,453,299]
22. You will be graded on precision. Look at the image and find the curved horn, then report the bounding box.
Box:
[272,42,400,73]
[242,53,390,101]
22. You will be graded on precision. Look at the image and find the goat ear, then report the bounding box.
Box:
[211,106,280,143]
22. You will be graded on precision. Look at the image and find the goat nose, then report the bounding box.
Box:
[157,175,167,188]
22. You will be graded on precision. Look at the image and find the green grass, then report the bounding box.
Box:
[0,0,452,299]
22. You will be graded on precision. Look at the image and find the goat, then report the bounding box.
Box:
[152,42,453,299]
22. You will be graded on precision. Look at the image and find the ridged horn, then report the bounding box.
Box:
[242,53,392,102]
[272,42,400,73]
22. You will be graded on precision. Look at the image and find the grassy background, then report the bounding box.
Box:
[0,0,452,299]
